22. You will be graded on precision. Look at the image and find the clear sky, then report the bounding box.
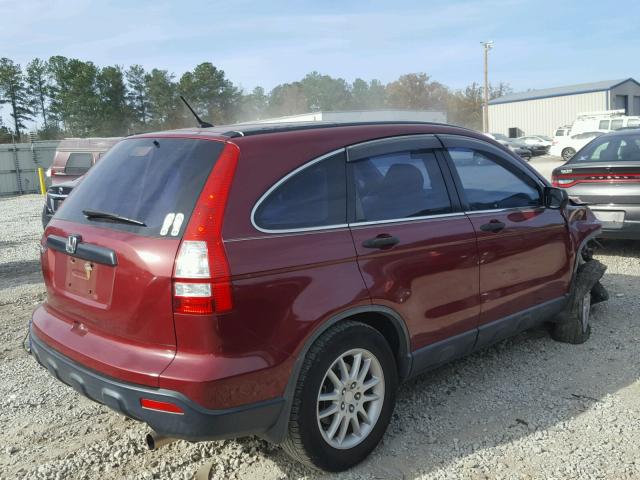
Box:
[1,0,639,102]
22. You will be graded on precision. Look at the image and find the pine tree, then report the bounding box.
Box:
[0,58,33,137]
[25,58,51,129]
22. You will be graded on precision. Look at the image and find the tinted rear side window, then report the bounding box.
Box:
[64,153,93,175]
[56,138,225,237]
[254,152,346,231]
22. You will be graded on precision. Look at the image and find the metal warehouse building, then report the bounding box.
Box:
[488,78,640,137]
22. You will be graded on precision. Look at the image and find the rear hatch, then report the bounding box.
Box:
[36,136,226,385]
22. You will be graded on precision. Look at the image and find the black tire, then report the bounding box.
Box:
[281,321,398,472]
[590,281,609,305]
[552,260,606,344]
[561,147,576,161]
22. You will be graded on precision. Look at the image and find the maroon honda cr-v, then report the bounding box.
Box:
[31,122,607,471]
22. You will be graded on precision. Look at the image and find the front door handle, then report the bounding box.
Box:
[362,234,399,249]
[480,220,506,233]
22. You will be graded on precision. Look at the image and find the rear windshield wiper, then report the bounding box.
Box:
[82,209,146,226]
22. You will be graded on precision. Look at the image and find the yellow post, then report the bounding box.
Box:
[37,167,47,195]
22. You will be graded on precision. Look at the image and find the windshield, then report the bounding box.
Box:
[55,138,225,237]
[571,134,640,163]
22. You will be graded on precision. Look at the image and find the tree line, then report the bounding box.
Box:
[0,56,512,142]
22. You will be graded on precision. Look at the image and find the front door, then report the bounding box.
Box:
[346,136,480,373]
[441,136,572,340]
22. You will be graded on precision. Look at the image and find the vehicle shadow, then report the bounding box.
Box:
[256,269,639,479]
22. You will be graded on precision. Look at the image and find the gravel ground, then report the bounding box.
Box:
[1,186,639,480]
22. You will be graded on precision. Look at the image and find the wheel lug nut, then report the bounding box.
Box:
[341,402,345,410]
[351,382,356,389]
[355,393,361,400]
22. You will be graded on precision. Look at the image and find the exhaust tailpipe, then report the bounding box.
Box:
[145,430,178,450]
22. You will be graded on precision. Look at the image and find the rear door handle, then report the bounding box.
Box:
[480,220,506,233]
[362,234,399,249]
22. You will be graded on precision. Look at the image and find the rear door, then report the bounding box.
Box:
[346,135,480,371]
[38,137,226,382]
[440,135,572,344]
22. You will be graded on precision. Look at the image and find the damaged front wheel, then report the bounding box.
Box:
[551,259,607,344]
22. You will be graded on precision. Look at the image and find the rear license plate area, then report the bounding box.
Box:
[65,256,99,300]
[592,210,625,229]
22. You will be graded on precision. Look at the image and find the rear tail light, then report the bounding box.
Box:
[553,172,640,188]
[173,142,239,315]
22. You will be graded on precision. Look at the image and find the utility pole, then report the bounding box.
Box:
[481,41,494,133]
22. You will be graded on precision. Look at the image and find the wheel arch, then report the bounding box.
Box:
[263,305,412,443]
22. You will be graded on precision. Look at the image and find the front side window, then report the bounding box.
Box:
[448,148,541,211]
[64,152,93,175]
[611,119,624,130]
[351,150,451,222]
[254,152,346,230]
[599,120,610,130]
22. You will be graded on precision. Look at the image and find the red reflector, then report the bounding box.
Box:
[173,296,214,315]
[140,398,184,414]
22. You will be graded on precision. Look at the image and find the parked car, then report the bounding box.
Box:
[41,137,121,227]
[31,121,606,472]
[41,178,80,228]
[552,128,640,239]
[486,133,532,160]
[514,136,551,155]
[550,131,604,161]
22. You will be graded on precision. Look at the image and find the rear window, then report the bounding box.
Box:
[572,134,640,163]
[56,138,225,237]
[64,153,93,175]
[611,119,624,130]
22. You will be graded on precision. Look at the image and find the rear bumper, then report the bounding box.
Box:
[600,223,640,239]
[30,327,285,442]
[589,204,640,240]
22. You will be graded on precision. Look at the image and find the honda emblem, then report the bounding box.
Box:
[66,235,81,254]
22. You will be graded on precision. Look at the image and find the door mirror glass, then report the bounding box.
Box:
[544,186,568,209]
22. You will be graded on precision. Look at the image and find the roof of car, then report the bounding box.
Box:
[132,120,467,140]
[601,128,640,137]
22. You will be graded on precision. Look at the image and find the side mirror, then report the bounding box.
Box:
[544,186,568,209]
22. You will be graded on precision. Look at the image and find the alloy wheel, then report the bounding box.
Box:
[316,348,385,450]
